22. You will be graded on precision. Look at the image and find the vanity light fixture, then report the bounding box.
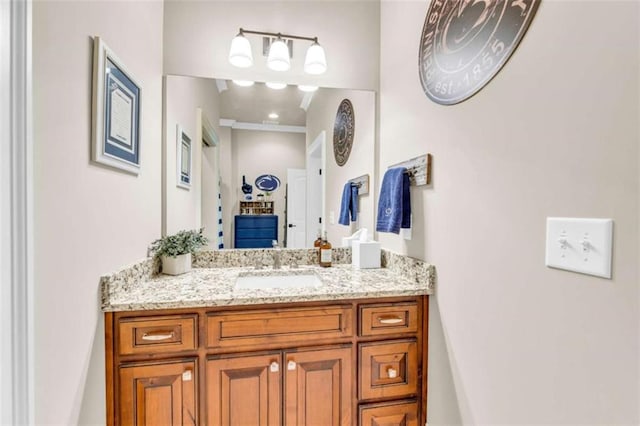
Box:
[228,31,253,68]
[232,79,255,87]
[304,42,327,75]
[298,85,319,93]
[267,37,291,71]
[266,81,287,90]
[229,28,327,75]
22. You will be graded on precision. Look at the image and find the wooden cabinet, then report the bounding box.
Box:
[106,296,428,425]
[206,346,352,426]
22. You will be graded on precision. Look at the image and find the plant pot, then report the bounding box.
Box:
[161,253,192,275]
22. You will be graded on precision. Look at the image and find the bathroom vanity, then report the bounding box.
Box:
[101,248,435,426]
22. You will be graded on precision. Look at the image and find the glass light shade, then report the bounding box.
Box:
[229,34,253,68]
[232,79,255,87]
[304,42,327,75]
[268,112,279,119]
[267,39,290,71]
[266,81,287,90]
[298,85,319,92]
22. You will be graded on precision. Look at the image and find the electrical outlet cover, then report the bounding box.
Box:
[545,217,613,279]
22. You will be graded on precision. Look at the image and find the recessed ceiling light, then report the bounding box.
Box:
[232,79,255,87]
[266,82,287,90]
[268,112,279,119]
[298,85,318,92]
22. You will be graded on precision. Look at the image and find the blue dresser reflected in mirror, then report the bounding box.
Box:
[234,215,278,248]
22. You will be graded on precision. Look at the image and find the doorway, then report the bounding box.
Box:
[197,108,222,249]
[286,168,307,248]
[306,131,326,246]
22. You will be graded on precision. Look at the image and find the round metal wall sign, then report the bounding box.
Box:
[333,99,355,166]
[419,0,540,105]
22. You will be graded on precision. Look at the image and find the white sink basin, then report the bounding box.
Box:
[235,272,322,290]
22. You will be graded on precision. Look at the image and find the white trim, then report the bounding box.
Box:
[307,131,326,236]
[1,0,33,424]
[218,118,306,134]
[199,108,219,147]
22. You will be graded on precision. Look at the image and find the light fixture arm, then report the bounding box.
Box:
[238,28,319,43]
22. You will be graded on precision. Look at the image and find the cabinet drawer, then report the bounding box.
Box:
[359,401,418,426]
[236,228,277,239]
[360,302,418,337]
[359,340,418,400]
[235,215,277,228]
[207,306,353,350]
[117,314,197,356]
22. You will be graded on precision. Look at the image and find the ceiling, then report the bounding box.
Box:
[218,79,308,127]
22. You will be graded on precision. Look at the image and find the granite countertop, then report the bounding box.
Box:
[100,248,435,312]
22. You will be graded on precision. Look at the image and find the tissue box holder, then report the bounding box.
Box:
[352,240,381,269]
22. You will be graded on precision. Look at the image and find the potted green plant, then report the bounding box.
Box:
[149,228,208,275]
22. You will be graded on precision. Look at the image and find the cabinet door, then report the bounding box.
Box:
[206,353,281,426]
[284,347,352,426]
[119,359,197,426]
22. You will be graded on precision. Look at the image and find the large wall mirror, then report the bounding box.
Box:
[162,75,375,249]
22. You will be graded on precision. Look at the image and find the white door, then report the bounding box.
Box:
[306,131,325,246]
[286,168,307,248]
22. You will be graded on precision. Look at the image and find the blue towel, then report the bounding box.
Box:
[338,182,359,225]
[376,167,411,234]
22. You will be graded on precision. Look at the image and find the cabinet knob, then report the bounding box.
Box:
[387,367,397,378]
[270,361,279,373]
[287,360,297,371]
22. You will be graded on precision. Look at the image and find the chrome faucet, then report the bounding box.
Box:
[272,240,281,270]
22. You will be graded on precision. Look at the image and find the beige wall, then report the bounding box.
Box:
[230,129,306,246]
[163,0,380,91]
[33,1,164,424]
[306,88,377,245]
[379,1,639,424]
[163,75,221,240]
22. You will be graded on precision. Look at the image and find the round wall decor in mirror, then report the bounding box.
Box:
[333,99,355,166]
[255,174,281,192]
[418,0,540,105]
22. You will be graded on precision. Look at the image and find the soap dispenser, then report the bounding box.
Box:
[319,231,332,267]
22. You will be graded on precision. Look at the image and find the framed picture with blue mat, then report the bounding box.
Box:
[91,36,141,174]
[176,124,192,189]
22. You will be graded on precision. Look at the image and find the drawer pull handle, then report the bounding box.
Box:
[287,360,296,371]
[387,367,398,378]
[270,361,279,373]
[141,331,175,341]
[377,316,403,325]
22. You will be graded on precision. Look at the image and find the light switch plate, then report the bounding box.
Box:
[545,217,613,279]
